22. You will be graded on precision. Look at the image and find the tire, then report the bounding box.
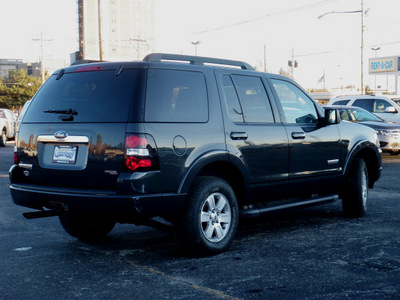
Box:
[59,213,115,241]
[178,176,239,255]
[0,130,6,147]
[342,158,368,218]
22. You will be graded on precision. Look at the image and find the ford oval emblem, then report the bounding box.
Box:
[54,130,69,139]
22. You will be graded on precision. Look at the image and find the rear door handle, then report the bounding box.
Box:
[291,132,306,139]
[230,132,248,140]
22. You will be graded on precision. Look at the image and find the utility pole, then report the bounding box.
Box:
[129,37,147,60]
[32,32,52,84]
[288,49,298,79]
[263,44,267,72]
[98,0,103,61]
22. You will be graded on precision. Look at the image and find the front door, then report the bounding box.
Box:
[268,77,342,197]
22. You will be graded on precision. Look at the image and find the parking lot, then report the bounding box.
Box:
[1,143,399,299]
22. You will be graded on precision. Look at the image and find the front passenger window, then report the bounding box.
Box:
[374,99,393,113]
[271,79,318,124]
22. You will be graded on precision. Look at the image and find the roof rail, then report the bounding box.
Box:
[143,53,254,70]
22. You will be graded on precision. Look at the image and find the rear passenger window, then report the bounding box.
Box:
[221,75,244,123]
[145,69,208,123]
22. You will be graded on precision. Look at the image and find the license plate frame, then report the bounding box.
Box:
[52,145,78,164]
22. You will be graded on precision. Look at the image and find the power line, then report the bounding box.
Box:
[192,0,337,35]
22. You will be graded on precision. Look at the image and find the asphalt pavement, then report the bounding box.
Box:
[1,143,399,299]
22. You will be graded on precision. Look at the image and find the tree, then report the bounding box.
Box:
[279,68,291,79]
[0,69,42,110]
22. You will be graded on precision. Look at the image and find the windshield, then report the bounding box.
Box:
[24,69,140,123]
[338,107,382,122]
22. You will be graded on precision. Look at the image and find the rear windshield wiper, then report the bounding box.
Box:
[43,108,78,115]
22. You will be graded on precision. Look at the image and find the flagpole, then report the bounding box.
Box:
[323,70,326,91]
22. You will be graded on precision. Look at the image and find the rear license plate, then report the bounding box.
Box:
[53,146,77,164]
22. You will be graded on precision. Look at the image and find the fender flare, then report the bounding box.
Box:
[342,139,381,181]
[177,150,251,198]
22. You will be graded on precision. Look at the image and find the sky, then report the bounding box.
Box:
[1,0,400,92]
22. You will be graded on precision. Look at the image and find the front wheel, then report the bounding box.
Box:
[178,177,239,255]
[342,158,368,218]
[59,213,115,241]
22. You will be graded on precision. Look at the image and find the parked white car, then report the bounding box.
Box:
[327,95,400,124]
[0,108,16,146]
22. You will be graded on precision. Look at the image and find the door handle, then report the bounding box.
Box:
[291,132,306,139]
[230,132,248,140]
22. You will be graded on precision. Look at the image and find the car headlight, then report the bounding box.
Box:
[376,130,390,136]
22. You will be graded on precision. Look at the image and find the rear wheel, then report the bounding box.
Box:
[0,130,6,147]
[178,176,239,255]
[59,213,115,241]
[342,158,368,218]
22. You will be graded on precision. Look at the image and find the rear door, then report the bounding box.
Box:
[216,70,289,202]
[17,66,144,191]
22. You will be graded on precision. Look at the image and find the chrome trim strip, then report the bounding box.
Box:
[19,163,33,169]
[291,168,341,176]
[327,159,339,165]
[37,135,89,144]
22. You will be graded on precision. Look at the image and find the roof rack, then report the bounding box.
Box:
[143,53,254,70]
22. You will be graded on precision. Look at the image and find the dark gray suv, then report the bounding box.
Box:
[10,53,382,254]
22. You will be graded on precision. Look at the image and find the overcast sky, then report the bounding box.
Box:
[1,0,400,91]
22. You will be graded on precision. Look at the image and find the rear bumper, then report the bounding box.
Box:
[9,164,186,220]
[9,183,186,221]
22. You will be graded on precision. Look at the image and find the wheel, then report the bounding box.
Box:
[0,130,6,147]
[59,213,115,241]
[178,176,239,255]
[342,158,368,218]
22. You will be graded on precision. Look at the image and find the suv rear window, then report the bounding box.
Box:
[24,69,140,123]
[145,69,208,123]
[332,100,350,105]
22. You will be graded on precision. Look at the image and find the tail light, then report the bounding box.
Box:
[124,134,158,171]
[14,145,19,164]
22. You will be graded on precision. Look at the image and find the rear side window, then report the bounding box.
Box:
[145,69,208,123]
[221,74,274,123]
[232,75,274,123]
[24,69,140,123]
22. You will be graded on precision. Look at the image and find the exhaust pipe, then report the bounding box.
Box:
[23,210,60,219]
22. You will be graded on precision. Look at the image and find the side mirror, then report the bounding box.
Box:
[385,106,397,113]
[324,108,341,125]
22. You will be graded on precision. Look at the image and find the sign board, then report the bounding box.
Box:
[369,56,399,74]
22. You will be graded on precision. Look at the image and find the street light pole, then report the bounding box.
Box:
[361,0,364,94]
[318,0,365,94]
[371,47,381,92]
[191,41,201,56]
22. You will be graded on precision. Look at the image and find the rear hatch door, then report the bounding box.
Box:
[17,64,146,191]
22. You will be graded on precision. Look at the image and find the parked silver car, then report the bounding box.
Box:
[327,105,400,155]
